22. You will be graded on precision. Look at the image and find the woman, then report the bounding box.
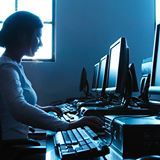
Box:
[0,11,104,141]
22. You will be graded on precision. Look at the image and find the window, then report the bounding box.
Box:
[0,0,55,61]
[156,0,160,24]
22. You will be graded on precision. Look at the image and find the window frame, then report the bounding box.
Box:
[0,0,56,62]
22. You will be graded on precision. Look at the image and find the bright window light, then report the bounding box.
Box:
[0,24,5,56]
[23,24,52,60]
[156,0,160,24]
[0,0,15,21]
[0,0,55,61]
[18,0,52,22]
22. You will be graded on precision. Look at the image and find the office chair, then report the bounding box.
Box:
[0,125,46,160]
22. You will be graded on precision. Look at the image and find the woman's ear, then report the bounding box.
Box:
[16,32,27,47]
[16,32,32,54]
[20,32,30,44]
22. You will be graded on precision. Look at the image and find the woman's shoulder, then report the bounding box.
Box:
[0,55,21,71]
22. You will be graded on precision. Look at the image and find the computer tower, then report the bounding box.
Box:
[104,115,160,158]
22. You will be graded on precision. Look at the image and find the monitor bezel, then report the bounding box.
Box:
[96,54,109,93]
[149,24,160,94]
[105,37,128,95]
[91,62,100,92]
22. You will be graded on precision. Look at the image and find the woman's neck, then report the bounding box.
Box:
[4,48,23,63]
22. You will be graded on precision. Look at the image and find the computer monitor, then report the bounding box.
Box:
[91,62,100,92]
[96,55,109,96]
[149,24,160,94]
[105,37,129,97]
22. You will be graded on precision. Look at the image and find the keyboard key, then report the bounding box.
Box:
[67,130,78,144]
[88,142,97,150]
[84,126,98,140]
[62,114,71,122]
[81,144,90,150]
[55,131,65,146]
[72,129,83,141]
[62,131,71,144]
[60,144,67,152]
[77,127,90,140]
[79,141,86,146]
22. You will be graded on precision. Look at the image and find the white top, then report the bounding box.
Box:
[0,55,69,140]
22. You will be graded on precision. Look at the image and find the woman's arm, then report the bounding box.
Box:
[0,66,104,132]
[0,66,68,131]
[36,104,63,116]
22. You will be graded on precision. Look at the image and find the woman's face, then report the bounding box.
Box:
[25,28,43,57]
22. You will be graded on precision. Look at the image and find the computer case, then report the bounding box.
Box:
[104,115,160,158]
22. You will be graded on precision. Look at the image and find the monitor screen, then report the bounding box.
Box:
[97,55,109,93]
[149,24,160,94]
[91,62,100,91]
[105,37,128,96]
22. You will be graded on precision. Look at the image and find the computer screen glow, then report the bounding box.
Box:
[154,31,160,86]
[92,63,99,90]
[108,43,121,88]
[97,56,107,89]
[149,24,160,94]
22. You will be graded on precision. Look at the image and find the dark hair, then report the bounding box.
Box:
[0,11,43,48]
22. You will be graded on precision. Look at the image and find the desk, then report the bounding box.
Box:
[45,116,160,160]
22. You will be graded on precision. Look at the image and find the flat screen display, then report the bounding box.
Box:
[91,62,100,91]
[154,32,160,86]
[105,37,128,96]
[149,24,160,94]
[107,42,121,88]
[97,55,108,90]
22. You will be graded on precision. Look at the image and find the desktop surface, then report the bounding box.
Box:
[45,116,160,160]
[45,103,160,160]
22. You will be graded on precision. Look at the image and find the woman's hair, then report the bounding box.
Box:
[0,11,43,48]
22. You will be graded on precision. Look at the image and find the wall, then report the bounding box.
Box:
[23,0,155,105]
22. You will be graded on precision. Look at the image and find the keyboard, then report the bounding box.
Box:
[54,126,109,160]
[58,103,77,114]
[79,105,156,116]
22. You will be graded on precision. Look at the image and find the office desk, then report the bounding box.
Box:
[45,116,160,160]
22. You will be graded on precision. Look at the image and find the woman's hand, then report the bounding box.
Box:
[50,106,63,116]
[68,115,105,132]
[80,116,105,132]
[38,105,63,116]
